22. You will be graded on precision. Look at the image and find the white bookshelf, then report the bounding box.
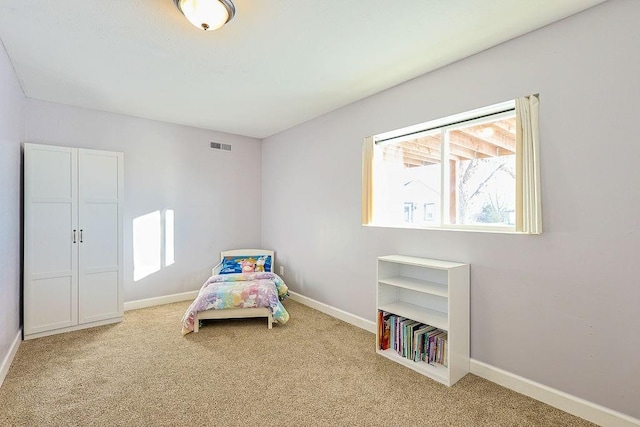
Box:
[376,255,470,386]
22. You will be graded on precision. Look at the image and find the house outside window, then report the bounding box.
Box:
[423,203,435,221]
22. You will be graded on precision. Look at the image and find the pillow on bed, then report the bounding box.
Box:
[219,255,272,274]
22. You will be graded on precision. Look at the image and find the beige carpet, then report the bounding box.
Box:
[0,299,593,426]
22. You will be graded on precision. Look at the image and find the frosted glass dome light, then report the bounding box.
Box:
[174,0,235,31]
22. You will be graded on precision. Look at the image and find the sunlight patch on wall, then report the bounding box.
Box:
[133,211,161,281]
[165,209,175,266]
[133,209,176,282]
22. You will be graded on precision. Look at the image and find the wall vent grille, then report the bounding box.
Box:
[210,142,232,151]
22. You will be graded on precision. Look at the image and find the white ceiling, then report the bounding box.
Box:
[0,0,606,139]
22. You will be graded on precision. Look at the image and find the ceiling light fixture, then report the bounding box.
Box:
[174,0,235,31]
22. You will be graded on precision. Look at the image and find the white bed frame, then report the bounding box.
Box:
[193,249,275,332]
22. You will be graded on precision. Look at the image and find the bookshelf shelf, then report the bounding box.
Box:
[377,302,448,330]
[376,255,470,387]
[378,277,448,298]
[377,348,449,386]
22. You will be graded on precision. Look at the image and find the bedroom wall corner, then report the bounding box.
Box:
[261,0,640,420]
[0,37,26,383]
[23,100,264,304]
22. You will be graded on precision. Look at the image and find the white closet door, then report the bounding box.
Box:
[24,144,78,335]
[78,149,124,324]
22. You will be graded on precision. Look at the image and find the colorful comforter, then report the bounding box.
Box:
[181,272,289,335]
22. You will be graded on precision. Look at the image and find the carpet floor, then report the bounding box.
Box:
[0,299,594,426]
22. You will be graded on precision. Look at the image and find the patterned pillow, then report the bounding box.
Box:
[219,255,272,274]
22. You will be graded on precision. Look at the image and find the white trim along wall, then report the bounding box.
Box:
[24,284,640,427]
[0,330,21,388]
[260,0,640,421]
[123,290,199,311]
[288,293,640,427]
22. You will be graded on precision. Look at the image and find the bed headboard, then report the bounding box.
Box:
[213,249,275,275]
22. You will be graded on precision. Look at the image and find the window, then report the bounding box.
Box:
[362,95,541,233]
[423,203,435,221]
[403,202,415,223]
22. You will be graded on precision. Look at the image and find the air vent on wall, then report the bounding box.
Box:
[210,142,232,151]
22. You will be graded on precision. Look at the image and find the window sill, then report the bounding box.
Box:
[363,223,539,235]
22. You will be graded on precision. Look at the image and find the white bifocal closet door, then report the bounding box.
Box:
[78,149,124,324]
[24,145,78,335]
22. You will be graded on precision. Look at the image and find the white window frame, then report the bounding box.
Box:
[441,109,516,232]
[363,97,541,234]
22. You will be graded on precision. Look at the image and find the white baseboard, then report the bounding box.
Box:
[287,291,377,334]
[288,291,639,427]
[0,329,22,388]
[470,359,640,427]
[124,290,198,311]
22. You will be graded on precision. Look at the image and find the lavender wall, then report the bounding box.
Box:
[24,100,263,303]
[262,0,640,418]
[0,41,24,371]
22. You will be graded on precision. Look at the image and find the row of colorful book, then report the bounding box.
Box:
[377,311,448,367]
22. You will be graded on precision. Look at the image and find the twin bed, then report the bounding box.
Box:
[181,249,290,334]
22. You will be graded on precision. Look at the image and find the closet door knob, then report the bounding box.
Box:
[80,229,83,243]
[73,230,77,243]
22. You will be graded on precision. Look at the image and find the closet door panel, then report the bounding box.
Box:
[78,203,119,322]
[29,277,74,330]
[79,271,119,323]
[31,203,74,275]
[29,149,73,199]
[82,203,118,268]
[78,149,123,324]
[81,153,119,198]
[24,144,78,335]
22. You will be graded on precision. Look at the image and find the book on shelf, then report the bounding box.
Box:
[399,318,418,358]
[389,315,396,351]
[393,317,407,353]
[427,330,446,365]
[377,311,392,350]
[406,321,423,360]
[435,333,448,366]
[383,316,390,350]
[377,311,449,369]
[377,311,383,349]
[412,325,436,362]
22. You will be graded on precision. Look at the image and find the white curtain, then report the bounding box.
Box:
[362,136,374,225]
[516,94,542,234]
